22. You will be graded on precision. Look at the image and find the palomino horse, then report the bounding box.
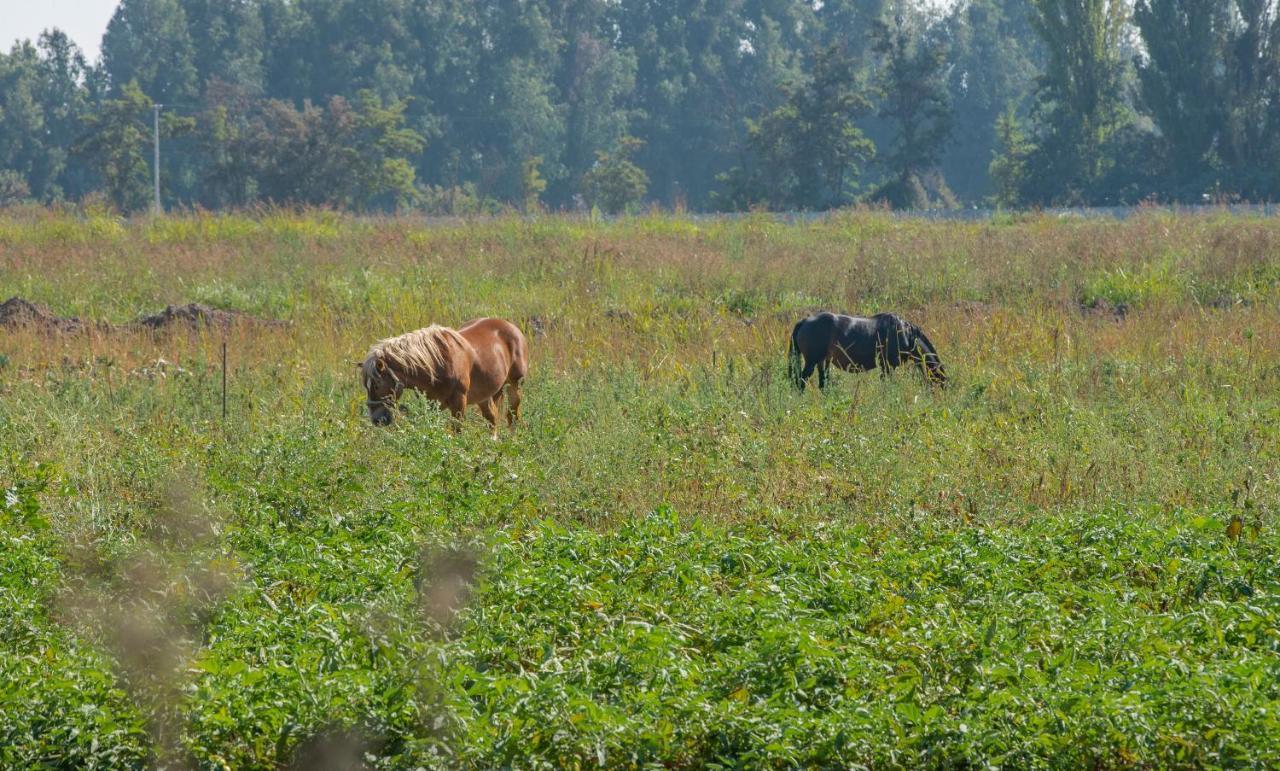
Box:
[359,317,528,433]
[789,311,946,390]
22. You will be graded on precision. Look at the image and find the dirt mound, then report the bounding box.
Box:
[134,303,281,331]
[0,296,86,333]
[0,297,284,334]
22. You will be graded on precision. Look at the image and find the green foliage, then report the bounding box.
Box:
[0,32,94,203]
[0,459,151,768]
[191,89,424,211]
[989,107,1033,207]
[870,9,955,209]
[0,170,31,206]
[101,0,199,105]
[2,211,1280,766]
[1133,0,1280,201]
[7,0,1280,210]
[1022,0,1133,205]
[449,511,1280,767]
[73,81,155,213]
[942,0,1044,203]
[720,45,875,211]
[344,91,426,212]
[1079,258,1190,310]
[521,155,547,213]
[581,137,648,214]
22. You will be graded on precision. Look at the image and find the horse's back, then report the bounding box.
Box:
[794,312,838,351]
[458,317,528,382]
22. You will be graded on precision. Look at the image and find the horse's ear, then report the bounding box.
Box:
[354,361,363,369]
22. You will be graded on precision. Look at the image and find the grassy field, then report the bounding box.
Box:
[2,208,1279,768]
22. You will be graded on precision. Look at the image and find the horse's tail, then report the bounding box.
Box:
[788,320,804,389]
[908,322,947,386]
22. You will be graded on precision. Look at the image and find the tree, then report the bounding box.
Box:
[871,8,954,208]
[342,91,426,211]
[14,0,1245,210]
[942,0,1044,203]
[988,107,1033,206]
[0,170,31,206]
[1131,0,1230,199]
[581,136,648,213]
[101,0,199,105]
[74,82,155,212]
[522,155,547,212]
[0,33,94,202]
[34,31,95,200]
[1218,0,1280,197]
[1023,0,1132,204]
[195,79,261,208]
[1134,0,1280,200]
[615,0,813,207]
[179,0,266,93]
[0,43,49,200]
[203,90,423,211]
[719,45,875,210]
[554,26,636,205]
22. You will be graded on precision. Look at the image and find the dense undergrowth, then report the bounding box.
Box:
[1,209,1278,768]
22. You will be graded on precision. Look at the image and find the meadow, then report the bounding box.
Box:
[1,208,1278,768]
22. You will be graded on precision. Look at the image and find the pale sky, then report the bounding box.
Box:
[1,0,118,63]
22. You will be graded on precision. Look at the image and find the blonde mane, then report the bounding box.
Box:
[361,324,469,386]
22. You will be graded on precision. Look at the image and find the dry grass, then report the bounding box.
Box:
[2,209,1278,767]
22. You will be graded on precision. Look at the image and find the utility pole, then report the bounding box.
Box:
[152,103,163,214]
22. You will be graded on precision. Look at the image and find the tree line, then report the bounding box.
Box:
[1,0,1278,214]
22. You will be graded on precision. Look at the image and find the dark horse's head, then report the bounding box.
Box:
[921,354,948,386]
[358,353,404,425]
[907,332,948,387]
[897,318,948,387]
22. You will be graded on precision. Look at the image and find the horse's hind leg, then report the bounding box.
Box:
[504,380,523,427]
[798,358,818,390]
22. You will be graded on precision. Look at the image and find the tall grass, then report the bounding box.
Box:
[1,210,1278,768]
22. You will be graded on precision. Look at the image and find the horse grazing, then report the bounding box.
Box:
[789,311,946,390]
[359,317,528,434]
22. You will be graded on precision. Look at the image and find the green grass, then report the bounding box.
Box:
[1,209,1278,768]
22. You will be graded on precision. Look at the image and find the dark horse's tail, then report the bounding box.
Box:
[907,322,948,386]
[788,320,805,389]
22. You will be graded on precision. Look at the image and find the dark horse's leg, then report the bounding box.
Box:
[875,317,906,378]
[793,313,838,391]
[799,355,820,390]
[875,338,893,378]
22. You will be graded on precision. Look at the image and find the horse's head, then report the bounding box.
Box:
[925,358,948,387]
[359,354,404,426]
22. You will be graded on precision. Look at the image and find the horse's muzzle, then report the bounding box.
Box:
[368,400,394,426]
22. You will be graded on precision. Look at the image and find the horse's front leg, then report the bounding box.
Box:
[445,392,467,433]
[876,343,895,379]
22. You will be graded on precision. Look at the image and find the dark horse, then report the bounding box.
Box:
[789,311,946,389]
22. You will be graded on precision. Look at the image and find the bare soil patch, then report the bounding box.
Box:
[133,303,284,331]
[0,296,88,333]
[1,297,284,334]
